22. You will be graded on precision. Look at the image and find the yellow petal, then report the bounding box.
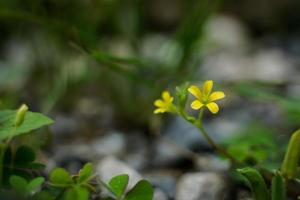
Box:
[162,91,172,101]
[209,91,225,101]
[188,85,202,99]
[154,100,164,107]
[154,108,166,114]
[191,100,203,110]
[203,80,213,96]
[206,102,219,114]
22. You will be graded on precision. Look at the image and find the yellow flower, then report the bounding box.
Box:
[154,91,174,114]
[188,80,225,114]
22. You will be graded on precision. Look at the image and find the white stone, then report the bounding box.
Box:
[176,173,225,200]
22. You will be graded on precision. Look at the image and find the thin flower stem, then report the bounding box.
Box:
[180,108,238,166]
[196,123,237,165]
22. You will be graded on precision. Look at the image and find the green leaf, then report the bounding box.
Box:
[237,167,270,200]
[27,162,46,170]
[26,177,45,196]
[78,163,93,184]
[108,174,129,198]
[33,191,55,200]
[271,171,286,200]
[0,110,54,140]
[49,168,73,187]
[65,187,89,200]
[9,175,28,196]
[124,180,154,200]
[281,129,300,179]
[14,145,36,166]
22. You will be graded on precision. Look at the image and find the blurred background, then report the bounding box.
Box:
[0,0,300,199]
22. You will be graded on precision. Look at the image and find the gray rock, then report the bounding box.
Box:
[176,173,226,200]
[144,170,179,198]
[96,156,142,189]
[164,117,203,149]
[154,189,169,200]
[205,15,250,50]
[195,154,229,172]
[91,131,126,157]
[152,138,193,167]
[50,114,81,139]
[164,114,247,150]
[201,48,295,83]
[123,132,150,170]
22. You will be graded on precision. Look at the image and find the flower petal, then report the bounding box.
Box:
[206,102,219,114]
[203,80,213,96]
[154,108,166,114]
[154,100,164,107]
[209,91,225,101]
[191,100,203,110]
[162,91,172,101]
[188,85,202,99]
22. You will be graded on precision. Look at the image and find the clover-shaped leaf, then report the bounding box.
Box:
[49,168,73,187]
[108,174,129,198]
[65,187,89,200]
[78,163,93,184]
[124,180,153,200]
[9,175,45,197]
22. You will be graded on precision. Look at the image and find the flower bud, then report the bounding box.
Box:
[15,104,29,127]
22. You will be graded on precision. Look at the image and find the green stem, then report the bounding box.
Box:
[0,128,16,188]
[196,122,237,165]
[0,143,6,188]
[181,108,238,165]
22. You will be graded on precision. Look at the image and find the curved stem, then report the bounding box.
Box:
[196,123,237,165]
[180,108,239,166]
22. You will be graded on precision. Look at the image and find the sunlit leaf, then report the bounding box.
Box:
[108,174,129,198]
[0,110,53,140]
[124,180,153,200]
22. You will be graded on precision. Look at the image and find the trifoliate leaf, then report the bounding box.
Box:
[9,175,28,196]
[78,163,93,184]
[65,187,89,200]
[124,180,153,200]
[49,168,73,187]
[108,174,129,198]
[26,177,45,196]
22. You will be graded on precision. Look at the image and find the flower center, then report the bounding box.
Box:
[201,95,210,104]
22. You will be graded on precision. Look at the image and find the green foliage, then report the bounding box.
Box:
[223,124,278,165]
[108,174,129,198]
[9,175,45,197]
[234,83,300,126]
[281,129,300,179]
[102,175,153,200]
[175,82,189,109]
[2,145,45,186]
[124,180,153,200]
[0,109,53,140]
[49,163,95,200]
[237,167,270,200]
[49,168,73,187]
[271,171,286,200]
[77,163,93,184]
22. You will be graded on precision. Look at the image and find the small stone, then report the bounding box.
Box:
[176,172,226,200]
[91,132,126,157]
[154,189,169,200]
[195,154,229,172]
[96,156,142,188]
